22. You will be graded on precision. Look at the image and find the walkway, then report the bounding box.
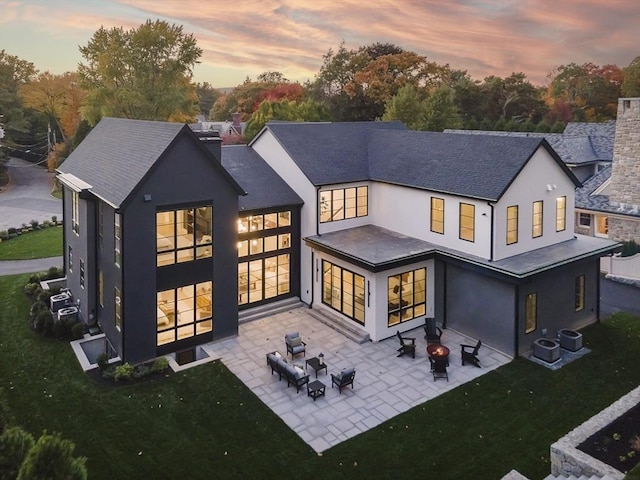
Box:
[202,307,511,453]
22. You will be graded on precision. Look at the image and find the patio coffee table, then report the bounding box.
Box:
[307,380,326,401]
[305,356,327,378]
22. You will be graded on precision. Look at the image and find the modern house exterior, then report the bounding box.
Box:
[58,117,618,365]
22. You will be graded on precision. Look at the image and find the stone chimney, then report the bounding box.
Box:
[609,98,640,241]
[194,131,222,163]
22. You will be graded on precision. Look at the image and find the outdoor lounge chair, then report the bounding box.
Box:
[461,339,482,367]
[284,331,306,360]
[331,367,356,393]
[429,356,449,381]
[396,330,416,358]
[423,317,442,344]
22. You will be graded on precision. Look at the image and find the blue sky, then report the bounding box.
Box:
[1,0,638,88]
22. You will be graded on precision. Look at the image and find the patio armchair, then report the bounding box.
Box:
[396,330,416,358]
[424,317,442,344]
[284,331,306,360]
[429,356,449,381]
[331,367,356,393]
[461,339,482,367]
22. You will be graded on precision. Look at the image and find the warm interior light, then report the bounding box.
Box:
[237,242,242,249]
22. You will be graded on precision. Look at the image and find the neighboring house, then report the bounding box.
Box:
[191,113,245,143]
[251,124,618,357]
[59,117,618,365]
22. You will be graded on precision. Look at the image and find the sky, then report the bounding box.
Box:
[1,0,639,88]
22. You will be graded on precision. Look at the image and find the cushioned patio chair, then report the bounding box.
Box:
[461,339,482,367]
[331,367,356,393]
[423,317,442,345]
[396,330,416,358]
[284,331,306,360]
[429,356,449,381]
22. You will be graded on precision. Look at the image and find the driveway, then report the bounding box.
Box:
[600,278,640,317]
[0,157,62,231]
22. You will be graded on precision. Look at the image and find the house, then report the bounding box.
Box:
[58,118,618,365]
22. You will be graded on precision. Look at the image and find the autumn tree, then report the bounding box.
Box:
[195,82,221,117]
[622,56,640,97]
[243,98,330,140]
[78,19,202,124]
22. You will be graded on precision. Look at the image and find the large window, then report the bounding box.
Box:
[156,206,212,267]
[430,197,444,234]
[575,275,585,311]
[68,246,73,272]
[556,196,566,232]
[237,210,292,307]
[98,202,104,248]
[71,191,79,234]
[506,205,518,245]
[79,259,85,289]
[322,261,365,325]
[459,203,475,242]
[525,292,536,333]
[114,212,121,267]
[157,282,213,346]
[595,215,608,237]
[388,268,426,327]
[578,212,591,227]
[532,201,543,238]
[320,186,368,223]
[98,271,104,307]
[114,287,121,330]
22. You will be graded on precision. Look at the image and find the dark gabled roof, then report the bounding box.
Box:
[57,117,244,207]
[368,131,576,201]
[575,165,640,218]
[260,121,407,185]
[221,145,303,212]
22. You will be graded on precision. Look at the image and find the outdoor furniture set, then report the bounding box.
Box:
[268,331,356,401]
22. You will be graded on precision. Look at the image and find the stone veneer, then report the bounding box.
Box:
[549,385,639,479]
[609,216,640,243]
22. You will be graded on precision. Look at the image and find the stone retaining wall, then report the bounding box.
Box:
[550,385,640,478]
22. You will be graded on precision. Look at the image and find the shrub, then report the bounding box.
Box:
[42,220,50,228]
[36,290,53,305]
[621,240,640,257]
[53,320,68,339]
[29,220,39,228]
[71,323,84,341]
[0,426,35,480]
[151,356,169,373]
[32,310,52,334]
[7,228,16,235]
[16,431,87,480]
[51,215,57,224]
[7,233,17,240]
[114,363,134,382]
[133,365,151,379]
[0,230,7,240]
[29,301,47,318]
[23,283,41,297]
[45,267,62,280]
[27,273,41,284]
[96,353,108,372]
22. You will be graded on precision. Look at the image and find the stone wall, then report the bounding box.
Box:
[610,98,640,207]
[609,216,640,242]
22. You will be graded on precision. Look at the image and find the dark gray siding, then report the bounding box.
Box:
[445,264,516,356]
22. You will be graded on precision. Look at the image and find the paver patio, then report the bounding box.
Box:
[201,306,511,453]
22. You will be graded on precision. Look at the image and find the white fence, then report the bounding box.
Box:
[600,253,640,281]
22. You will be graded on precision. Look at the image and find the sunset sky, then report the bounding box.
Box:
[1,0,638,88]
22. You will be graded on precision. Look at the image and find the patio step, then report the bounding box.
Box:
[541,475,616,480]
[238,297,306,324]
[307,308,370,344]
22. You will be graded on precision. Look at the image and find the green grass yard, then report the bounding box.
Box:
[0,272,639,479]
[0,225,63,260]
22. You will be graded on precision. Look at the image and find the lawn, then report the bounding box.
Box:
[0,225,63,260]
[1,272,639,479]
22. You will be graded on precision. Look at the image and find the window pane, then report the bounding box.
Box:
[278,233,291,249]
[575,275,585,311]
[250,238,263,255]
[264,235,277,252]
[250,215,263,232]
[525,292,536,333]
[238,217,249,234]
[320,191,331,223]
[431,197,444,234]
[238,262,248,305]
[357,187,368,217]
[333,189,344,221]
[322,261,332,304]
[507,205,518,245]
[277,254,290,295]
[238,240,248,257]
[460,203,475,242]
[556,197,566,232]
[196,282,212,320]
[532,201,543,238]
[331,265,341,309]
[344,188,357,219]
[278,211,291,227]
[264,213,277,229]
[249,260,263,301]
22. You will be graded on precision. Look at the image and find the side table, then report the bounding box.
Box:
[307,380,326,401]
[305,357,327,378]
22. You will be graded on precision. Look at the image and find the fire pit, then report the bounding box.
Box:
[427,344,450,359]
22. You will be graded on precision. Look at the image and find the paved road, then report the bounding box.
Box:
[600,277,640,317]
[0,157,62,231]
[0,256,63,276]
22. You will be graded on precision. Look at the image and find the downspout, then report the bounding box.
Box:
[315,186,321,237]
[488,202,495,262]
[309,186,321,309]
[309,250,314,309]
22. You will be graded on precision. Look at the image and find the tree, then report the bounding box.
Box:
[423,86,462,131]
[78,19,202,124]
[243,98,330,140]
[382,84,427,130]
[17,432,86,480]
[195,82,221,117]
[622,56,640,97]
[0,426,35,480]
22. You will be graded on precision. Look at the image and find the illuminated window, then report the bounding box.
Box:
[532,201,543,238]
[430,197,444,234]
[68,246,73,272]
[114,213,121,267]
[506,205,518,245]
[156,206,212,267]
[98,271,104,307]
[114,287,121,330]
[459,203,475,242]
[387,268,426,327]
[575,275,585,311]
[156,282,213,346]
[322,261,365,325]
[595,215,608,237]
[525,292,536,333]
[71,191,79,234]
[556,196,566,232]
[320,186,368,223]
[79,259,85,288]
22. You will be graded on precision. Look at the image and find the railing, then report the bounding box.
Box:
[600,253,640,280]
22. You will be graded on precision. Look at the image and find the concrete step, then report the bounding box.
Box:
[239,297,306,324]
[307,307,370,344]
[541,475,615,480]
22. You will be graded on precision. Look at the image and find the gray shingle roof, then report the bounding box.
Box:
[262,121,407,185]
[368,131,567,201]
[221,145,303,212]
[57,117,243,207]
[575,165,640,217]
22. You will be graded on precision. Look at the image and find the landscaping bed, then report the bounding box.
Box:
[578,402,640,474]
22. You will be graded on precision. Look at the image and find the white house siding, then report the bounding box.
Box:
[493,147,576,261]
[370,182,492,259]
[312,250,435,342]
[252,131,316,303]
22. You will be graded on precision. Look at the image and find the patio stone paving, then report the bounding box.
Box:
[203,306,511,453]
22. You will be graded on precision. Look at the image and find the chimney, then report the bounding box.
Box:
[195,131,222,163]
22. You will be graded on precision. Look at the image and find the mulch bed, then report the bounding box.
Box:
[577,402,640,474]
